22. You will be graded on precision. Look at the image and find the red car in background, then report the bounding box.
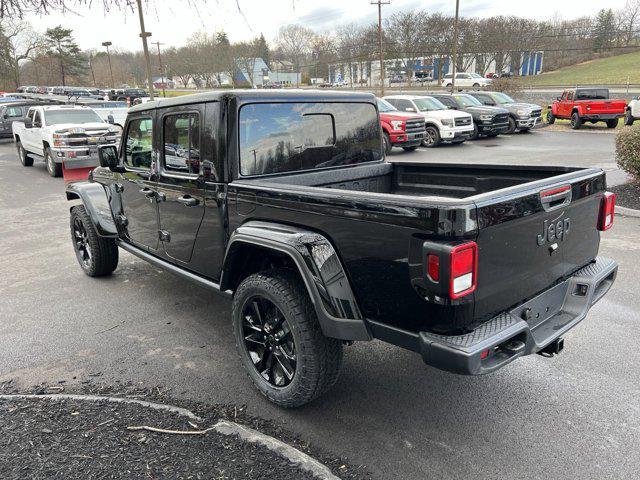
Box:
[547,88,626,129]
[377,98,426,154]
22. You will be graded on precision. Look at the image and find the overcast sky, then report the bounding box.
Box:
[24,0,625,51]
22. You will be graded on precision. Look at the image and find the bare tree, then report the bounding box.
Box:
[276,24,313,86]
[0,20,42,87]
[384,11,424,84]
[234,38,262,86]
[617,0,640,46]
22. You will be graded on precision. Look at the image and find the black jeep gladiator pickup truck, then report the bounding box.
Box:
[66,90,618,407]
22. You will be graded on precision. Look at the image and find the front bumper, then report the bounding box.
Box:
[517,116,540,128]
[478,122,509,134]
[390,130,426,146]
[53,147,100,169]
[441,126,474,141]
[419,257,617,375]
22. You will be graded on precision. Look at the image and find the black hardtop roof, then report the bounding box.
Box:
[128,89,377,113]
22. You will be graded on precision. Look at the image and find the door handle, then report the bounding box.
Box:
[177,195,199,207]
[139,187,156,198]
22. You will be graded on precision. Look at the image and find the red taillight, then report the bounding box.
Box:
[598,191,616,231]
[450,242,478,299]
[427,254,440,281]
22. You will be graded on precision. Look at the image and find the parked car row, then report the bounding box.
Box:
[379,90,542,149]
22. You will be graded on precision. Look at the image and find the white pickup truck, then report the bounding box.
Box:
[624,95,640,125]
[12,105,121,178]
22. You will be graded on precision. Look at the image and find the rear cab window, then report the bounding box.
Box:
[239,102,382,176]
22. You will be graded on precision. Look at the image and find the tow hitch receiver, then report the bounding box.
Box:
[537,338,565,357]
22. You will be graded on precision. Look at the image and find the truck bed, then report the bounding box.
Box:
[231,161,605,335]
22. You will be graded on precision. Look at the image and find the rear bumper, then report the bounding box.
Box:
[581,113,624,121]
[367,257,617,375]
[419,257,617,375]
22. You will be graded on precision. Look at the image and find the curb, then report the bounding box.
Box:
[213,420,340,480]
[0,393,203,421]
[615,205,640,218]
[0,394,339,480]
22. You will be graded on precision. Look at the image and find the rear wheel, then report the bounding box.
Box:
[506,116,517,134]
[422,126,441,147]
[472,83,480,88]
[382,132,392,155]
[232,269,343,408]
[606,119,618,129]
[16,140,33,167]
[45,147,62,177]
[624,110,635,126]
[570,112,582,130]
[546,110,556,124]
[70,205,119,277]
[402,145,418,151]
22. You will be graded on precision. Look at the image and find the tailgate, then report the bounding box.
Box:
[588,100,626,114]
[472,169,606,322]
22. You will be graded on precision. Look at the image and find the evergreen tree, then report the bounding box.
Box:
[257,33,270,68]
[44,26,87,85]
[592,9,616,51]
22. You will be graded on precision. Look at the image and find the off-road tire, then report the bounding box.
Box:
[606,119,618,129]
[506,116,517,134]
[402,145,418,151]
[232,269,343,408]
[570,112,582,130]
[70,205,119,277]
[546,110,556,125]
[382,132,392,155]
[16,140,33,167]
[45,147,62,177]
[624,110,635,126]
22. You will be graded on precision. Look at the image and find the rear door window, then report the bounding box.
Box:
[239,102,382,176]
[162,112,200,175]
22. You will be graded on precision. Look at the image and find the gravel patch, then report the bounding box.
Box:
[0,381,370,480]
[611,182,640,210]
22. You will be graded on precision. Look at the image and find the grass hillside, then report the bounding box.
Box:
[520,50,640,86]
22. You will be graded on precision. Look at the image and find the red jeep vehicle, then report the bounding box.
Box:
[547,88,626,129]
[377,98,426,153]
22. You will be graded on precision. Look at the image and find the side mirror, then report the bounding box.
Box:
[24,119,33,128]
[107,114,115,124]
[98,145,120,170]
[405,107,415,112]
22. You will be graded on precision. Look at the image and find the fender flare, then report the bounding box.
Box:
[66,182,118,237]
[221,221,371,341]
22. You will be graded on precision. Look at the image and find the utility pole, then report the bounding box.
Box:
[450,0,460,93]
[135,0,154,100]
[371,0,390,96]
[152,41,166,97]
[101,41,114,87]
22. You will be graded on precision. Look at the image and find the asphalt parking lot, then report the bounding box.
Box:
[1,130,639,479]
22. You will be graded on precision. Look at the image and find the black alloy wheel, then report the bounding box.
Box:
[241,296,297,388]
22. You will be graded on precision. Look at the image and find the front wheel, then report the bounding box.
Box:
[422,126,441,147]
[382,132,392,155]
[16,140,33,167]
[506,116,517,134]
[546,110,555,124]
[45,148,62,177]
[469,123,479,140]
[606,119,618,129]
[624,110,635,126]
[232,269,343,408]
[70,205,119,277]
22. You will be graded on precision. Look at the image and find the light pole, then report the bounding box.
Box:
[135,0,155,100]
[371,0,390,96]
[101,41,114,87]
[152,41,166,97]
[450,0,460,93]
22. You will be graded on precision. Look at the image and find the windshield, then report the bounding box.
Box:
[491,92,515,104]
[469,73,483,78]
[414,97,447,111]
[377,98,397,112]
[453,94,482,107]
[44,109,104,125]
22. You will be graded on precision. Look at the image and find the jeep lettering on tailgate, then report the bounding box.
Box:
[537,214,571,246]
